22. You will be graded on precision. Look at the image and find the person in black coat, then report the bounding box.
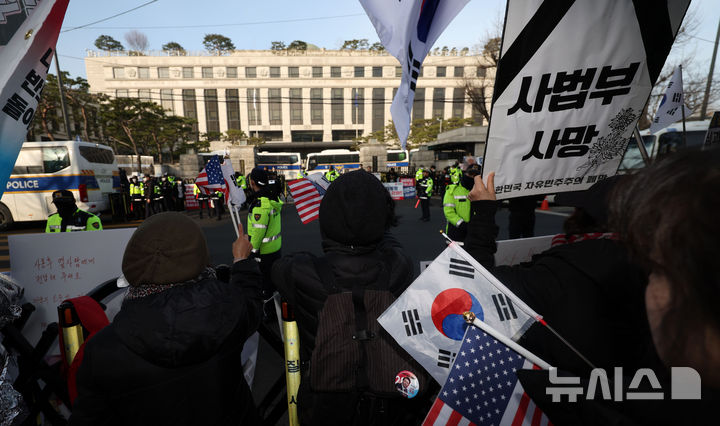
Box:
[69,212,263,426]
[271,170,426,425]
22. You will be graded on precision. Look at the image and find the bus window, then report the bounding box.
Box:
[42,147,70,173]
[12,148,43,174]
[657,131,707,157]
[308,156,318,170]
[387,152,406,161]
[79,146,115,164]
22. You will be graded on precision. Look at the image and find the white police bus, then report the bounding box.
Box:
[254,151,303,179]
[386,149,410,173]
[305,149,361,176]
[0,140,120,230]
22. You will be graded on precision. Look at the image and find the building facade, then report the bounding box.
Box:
[84,48,490,142]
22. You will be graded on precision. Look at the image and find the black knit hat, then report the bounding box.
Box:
[51,190,75,204]
[122,212,210,287]
[250,167,268,186]
[319,170,392,246]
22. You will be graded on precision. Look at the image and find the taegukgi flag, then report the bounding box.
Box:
[378,242,540,384]
[649,65,692,134]
[359,0,469,149]
[482,0,691,199]
[0,0,69,198]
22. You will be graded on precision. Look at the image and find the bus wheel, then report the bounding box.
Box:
[0,203,13,231]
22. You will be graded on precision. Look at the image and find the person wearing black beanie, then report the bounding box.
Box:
[271,170,423,425]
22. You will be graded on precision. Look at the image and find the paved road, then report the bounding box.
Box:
[0,197,568,422]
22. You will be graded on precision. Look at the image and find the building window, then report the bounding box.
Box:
[331,66,341,78]
[116,89,128,98]
[312,67,323,78]
[290,88,303,125]
[452,88,464,118]
[226,67,237,78]
[138,89,151,102]
[395,66,402,77]
[182,89,198,135]
[247,88,261,125]
[270,67,280,78]
[436,66,446,77]
[372,66,382,77]
[161,89,174,112]
[372,88,384,133]
[288,67,299,78]
[113,67,125,79]
[245,67,257,78]
[352,88,364,124]
[432,88,445,118]
[158,67,170,78]
[269,88,282,125]
[311,88,323,124]
[412,88,425,121]
[454,66,464,77]
[182,67,193,78]
[226,89,241,130]
[202,67,213,78]
[476,66,486,78]
[137,67,150,79]
[331,88,344,124]
[204,89,220,134]
[354,66,365,77]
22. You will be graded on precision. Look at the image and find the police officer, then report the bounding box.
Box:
[175,178,186,211]
[325,165,339,183]
[161,173,176,211]
[235,172,247,190]
[129,175,145,220]
[297,168,306,179]
[415,166,424,181]
[210,189,224,221]
[152,177,165,214]
[142,175,155,218]
[449,161,462,185]
[45,190,103,232]
[193,179,212,219]
[247,168,283,295]
[417,168,433,222]
[443,165,479,241]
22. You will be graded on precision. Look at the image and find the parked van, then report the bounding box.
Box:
[0,140,120,229]
[619,120,710,172]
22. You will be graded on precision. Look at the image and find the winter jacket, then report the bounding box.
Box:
[68,260,264,426]
[465,200,661,376]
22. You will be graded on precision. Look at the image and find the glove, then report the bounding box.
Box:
[458,221,468,234]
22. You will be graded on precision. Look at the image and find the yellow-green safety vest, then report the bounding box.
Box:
[247,196,283,255]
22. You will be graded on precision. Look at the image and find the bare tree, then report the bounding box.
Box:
[461,14,503,125]
[124,30,149,53]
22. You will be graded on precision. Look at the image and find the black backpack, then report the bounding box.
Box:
[308,256,429,398]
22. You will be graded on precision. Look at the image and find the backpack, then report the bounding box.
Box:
[308,256,429,398]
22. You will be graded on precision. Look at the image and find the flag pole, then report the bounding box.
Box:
[633,126,651,166]
[680,65,687,148]
[463,311,552,370]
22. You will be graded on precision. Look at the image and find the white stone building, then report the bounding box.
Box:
[84,48,489,143]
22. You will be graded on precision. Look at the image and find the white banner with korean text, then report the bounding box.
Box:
[0,0,69,198]
[482,0,690,199]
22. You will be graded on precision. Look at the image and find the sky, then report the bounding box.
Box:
[54,0,720,90]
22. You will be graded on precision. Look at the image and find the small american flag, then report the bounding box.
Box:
[423,325,551,426]
[287,177,326,224]
[195,155,228,198]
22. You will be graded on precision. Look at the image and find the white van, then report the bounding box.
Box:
[619,120,710,172]
[0,140,120,229]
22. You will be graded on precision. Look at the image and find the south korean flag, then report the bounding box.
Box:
[378,242,540,384]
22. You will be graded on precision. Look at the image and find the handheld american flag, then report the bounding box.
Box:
[195,155,228,198]
[378,242,541,384]
[286,175,328,224]
[423,324,551,426]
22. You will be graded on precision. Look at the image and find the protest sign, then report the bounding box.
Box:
[185,185,198,209]
[400,177,416,198]
[483,0,691,199]
[9,228,134,345]
[383,182,404,200]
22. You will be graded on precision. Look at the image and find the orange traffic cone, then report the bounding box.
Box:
[540,197,549,211]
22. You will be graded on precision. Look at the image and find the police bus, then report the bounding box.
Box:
[0,140,120,230]
[386,149,410,173]
[254,151,303,179]
[305,149,361,175]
